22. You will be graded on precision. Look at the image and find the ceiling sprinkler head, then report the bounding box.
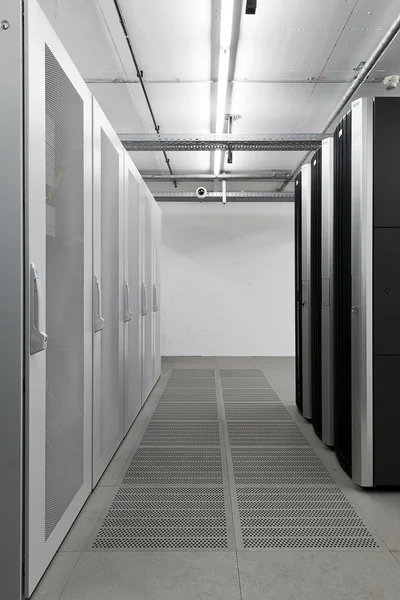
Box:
[383,75,400,91]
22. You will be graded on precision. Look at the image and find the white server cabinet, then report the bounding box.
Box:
[92,100,124,485]
[25,2,93,595]
[123,155,142,433]
[152,203,162,382]
[141,191,155,403]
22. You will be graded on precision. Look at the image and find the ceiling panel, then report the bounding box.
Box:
[235,29,342,81]
[293,83,350,132]
[234,0,356,81]
[146,83,211,133]
[346,0,400,31]
[38,0,126,79]
[230,83,317,133]
[118,0,212,80]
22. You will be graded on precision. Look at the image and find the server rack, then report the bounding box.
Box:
[333,111,353,476]
[320,138,335,446]
[295,165,312,419]
[335,97,400,487]
[310,149,322,437]
[294,171,303,413]
[4,1,163,594]
[309,139,335,446]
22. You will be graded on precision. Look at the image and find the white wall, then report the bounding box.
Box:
[160,202,295,357]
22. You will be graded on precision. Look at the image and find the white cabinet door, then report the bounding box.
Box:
[92,101,124,485]
[152,204,162,382]
[124,156,142,433]
[25,2,92,595]
[141,193,154,403]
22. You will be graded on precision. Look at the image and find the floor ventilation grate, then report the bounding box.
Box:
[159,389,217,401]
[224,403,291,420]
[152,403,219,421]
[91,363,380,553]
[222,389,279,401]
[221,377,272,389]
[92,486,228,550]
[140,422,220,446]
[121,448,223,485]
[227,422,309,446]
[236,486,378,548]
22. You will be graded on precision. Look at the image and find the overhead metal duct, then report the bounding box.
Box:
[143,170,290,182]
[154,191,294,202]
[119,133,329,152]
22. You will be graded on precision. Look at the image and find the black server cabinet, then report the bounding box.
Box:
[294,166,312,419]
[333,111,353,476]
[310,149,322,439]
[334,97,400,487]
[294,171,303,413]
[371,97,400,486]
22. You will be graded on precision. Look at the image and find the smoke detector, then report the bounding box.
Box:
[383,75,400,91]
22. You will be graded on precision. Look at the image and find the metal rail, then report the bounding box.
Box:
[119,133,329,152]
[154,191,294,202]
[143,170,290,182]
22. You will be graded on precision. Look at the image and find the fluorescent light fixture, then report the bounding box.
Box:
[220,0,235,50]
[214,0,235,176]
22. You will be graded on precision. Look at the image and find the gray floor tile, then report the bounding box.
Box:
[217,357,259,368]
[59,552,241,600]
[392,552,400,565]
[172,369,215,377]
[344,488,400,551]
[60,488,114,551]
[238,551,400,600]
[32,552,80,600]
[174,358,217,369]
[219,369,265,377]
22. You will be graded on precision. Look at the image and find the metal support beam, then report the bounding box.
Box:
[154,191,294,202]
[143,170,290,182]
[119,133,329,152]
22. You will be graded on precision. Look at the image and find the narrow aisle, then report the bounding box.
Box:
[34,357,400,600]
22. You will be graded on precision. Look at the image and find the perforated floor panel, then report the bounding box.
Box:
[92,364,380,551]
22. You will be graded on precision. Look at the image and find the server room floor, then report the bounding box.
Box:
[33,357,400,600]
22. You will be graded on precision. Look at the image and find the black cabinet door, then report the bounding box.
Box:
[374,228,400,356]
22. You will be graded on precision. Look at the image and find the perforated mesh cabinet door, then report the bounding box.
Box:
[123,159,142,433]
[25,3,93,596]
[92,100,124,485]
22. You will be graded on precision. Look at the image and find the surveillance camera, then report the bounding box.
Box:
[383,75,400,91]
[196,186,207,199]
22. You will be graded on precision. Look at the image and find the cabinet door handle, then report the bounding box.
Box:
[93,274,105,332]
[142,282,149,316]
[30,263,48,354]
[153,284,159,312]
[124,279,133,322]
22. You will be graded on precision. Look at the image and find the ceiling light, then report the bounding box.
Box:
[214,0,235,176]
